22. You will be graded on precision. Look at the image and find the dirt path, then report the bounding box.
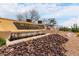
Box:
[64,36,79,56]
[58,31,79,56]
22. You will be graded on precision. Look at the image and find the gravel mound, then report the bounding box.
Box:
[0,34,68,56]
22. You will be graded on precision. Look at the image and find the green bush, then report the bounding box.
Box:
[59,24,79,32]
[71,24,79,32]
[59,27,71,31]
[0,38,6,46]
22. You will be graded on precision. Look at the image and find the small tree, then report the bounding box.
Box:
[17,14,24,21]
[29,9,40,22]
[48,18,56,26]
[24,11,28,21]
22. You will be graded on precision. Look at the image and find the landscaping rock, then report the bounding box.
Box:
[0,34,68,56]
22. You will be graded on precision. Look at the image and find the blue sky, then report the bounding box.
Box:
[0,3,79,27]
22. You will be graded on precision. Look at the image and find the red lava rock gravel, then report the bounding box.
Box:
[0,34,68,56]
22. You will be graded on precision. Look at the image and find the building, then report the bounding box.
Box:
[0,18,45,45]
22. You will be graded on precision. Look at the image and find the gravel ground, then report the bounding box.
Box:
[0,34,68,56]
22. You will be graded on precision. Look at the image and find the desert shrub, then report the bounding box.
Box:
[77,33,79,37]
[0,38,6,46]
[59,24,79,32]
[71,28,79,32]
[77,34,79,37]
[59,27,71,31]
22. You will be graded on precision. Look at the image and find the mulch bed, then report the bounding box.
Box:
[0,34,68,56]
